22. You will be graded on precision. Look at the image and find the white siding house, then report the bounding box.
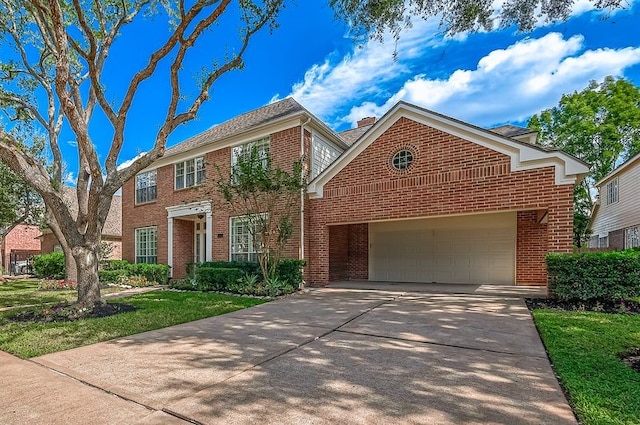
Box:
[589,152,640,249]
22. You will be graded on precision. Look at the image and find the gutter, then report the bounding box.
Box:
[300,116,311,262]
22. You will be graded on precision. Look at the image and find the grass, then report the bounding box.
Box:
[532,309,640,425]
[0,290,266,358]
[0,280,123,308]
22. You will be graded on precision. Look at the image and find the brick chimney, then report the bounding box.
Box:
[357,117,377,128]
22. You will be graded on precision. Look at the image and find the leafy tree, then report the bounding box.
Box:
[0,0,285,307]
[330,0,628,41]
[217,146,305,281]
[0,161,43,240]
[528,76,640,246]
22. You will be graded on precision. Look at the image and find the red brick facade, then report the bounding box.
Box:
[307,117,574,286]
[122,127,309,278]
[122,103,580,286]
[1,224,42,273]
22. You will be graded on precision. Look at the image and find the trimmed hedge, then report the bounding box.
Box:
[275,259,306,287]
[546,250,640,300]
[98,269,129,283]
[126,263,171,285]
[32,251,65,280]
[196,267,244,292]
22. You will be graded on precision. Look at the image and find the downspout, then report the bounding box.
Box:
[300,116,311,264]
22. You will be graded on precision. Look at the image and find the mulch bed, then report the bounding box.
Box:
[8,302,136,323]
[621,348,640,373]
[526,298,640,314]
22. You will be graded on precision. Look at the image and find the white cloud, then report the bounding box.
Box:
[117,151,147,170]
[273,19,443,118]
[342,33,640,127]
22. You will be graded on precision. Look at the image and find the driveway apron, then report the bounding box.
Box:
[26,288,576,425]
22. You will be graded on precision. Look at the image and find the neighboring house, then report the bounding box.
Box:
[1,224,42,274]
[589,152,640,250]
[40,189,123,260]
[122,98,588,285]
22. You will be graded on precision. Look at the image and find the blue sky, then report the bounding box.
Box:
[53,1,640,176]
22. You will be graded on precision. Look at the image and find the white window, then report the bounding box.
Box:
[232,138,270,171]
[135,170,157,204]
[135,227,157,264]
[230,215,264,262]
[311,133,341,179]
[606,178,619,205]
[175,157,205,189]
[625,226,640,249]
[598,236,609,248]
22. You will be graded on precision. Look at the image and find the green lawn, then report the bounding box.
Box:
[0,280,123,308]
[0,290,266,358]
[532,309,640,425]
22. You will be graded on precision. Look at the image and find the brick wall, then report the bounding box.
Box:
[516,211,548,285]
[348,223,368,280]
[328,225,349,281]
[308,117,574,285]
[608,228,625,250]
[122,126,306,273]
[2,224,42,271]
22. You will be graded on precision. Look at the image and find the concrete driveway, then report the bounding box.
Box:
[4,286,576,424]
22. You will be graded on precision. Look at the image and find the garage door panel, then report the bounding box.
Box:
[370,212,515,285]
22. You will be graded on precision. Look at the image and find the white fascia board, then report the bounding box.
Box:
[595,151,640,187]
[307,102,590,198]
[166,200,212,218]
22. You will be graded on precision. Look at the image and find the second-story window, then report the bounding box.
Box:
[175,156,205,190]
[232,138,270,171]
[135,170,157,204]
[606,178,619,205]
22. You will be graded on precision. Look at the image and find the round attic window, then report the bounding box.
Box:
[391,149,414,171]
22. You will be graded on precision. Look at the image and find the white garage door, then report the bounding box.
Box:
[370,212,516,285]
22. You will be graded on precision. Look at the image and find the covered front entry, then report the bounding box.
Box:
[166,201,213,277]
[369,212,516,285]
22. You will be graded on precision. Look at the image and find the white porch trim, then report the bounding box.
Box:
[165,201,212,277]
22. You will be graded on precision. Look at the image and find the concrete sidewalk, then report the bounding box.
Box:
[7,288,575,424]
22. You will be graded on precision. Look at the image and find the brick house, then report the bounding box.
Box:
[589,151,640,250]
[1,224,42,274]
[122,98,588,286]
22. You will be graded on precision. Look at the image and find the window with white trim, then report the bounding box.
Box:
[625,226,640,249]
[598,235,609,248]
[606,178,619,205]
[232,138,270,172]
[135,170,157,204]
[135,226,157,264]
[175,156,205,189]
[311,133,341,179]
[230,215,264,262]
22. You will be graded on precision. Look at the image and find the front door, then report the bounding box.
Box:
[194,217,207,263]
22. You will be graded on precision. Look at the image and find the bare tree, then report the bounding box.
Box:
[0,0,284,307]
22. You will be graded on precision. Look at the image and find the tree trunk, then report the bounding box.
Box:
[65,249,78,282]
[73,245,103,307]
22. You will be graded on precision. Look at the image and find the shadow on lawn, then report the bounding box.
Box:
[33,290,576,425]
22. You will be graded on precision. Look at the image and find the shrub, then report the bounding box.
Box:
[98,269,129,283]
[274,259,306,287]
[32,251,65,280]
[168,278,198,291]
[125,263,170,284]
[197,261,260,275]
[546,250,640,301]
[38,279,77,291]
[117,274,154,287]
[227,273,261,295]
[196,267,243,292]
[263,276,294,297]
[103,259,130,271]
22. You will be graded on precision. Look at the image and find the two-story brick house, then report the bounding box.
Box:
[122,98,588,286]
[589,151,640,249]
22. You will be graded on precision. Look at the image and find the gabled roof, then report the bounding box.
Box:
[308,101,590,198]
[165,98,307,158]
[339,125,374,146]
[595,151,640,187]
[489,124,537,139]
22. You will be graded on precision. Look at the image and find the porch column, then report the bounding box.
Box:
[167,217,174,277]
[205,211,213,261]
